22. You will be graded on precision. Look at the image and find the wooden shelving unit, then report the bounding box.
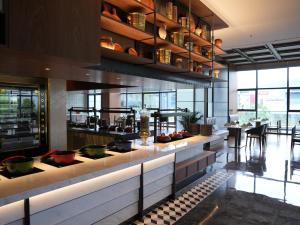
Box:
[101,47,153,65]
[104,0,154,15]
[100,0,227,82]
[101,15,153,44]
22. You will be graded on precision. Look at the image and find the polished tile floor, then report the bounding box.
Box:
[128,134,300,225]
[175,133,300,224]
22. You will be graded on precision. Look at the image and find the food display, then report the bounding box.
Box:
[169,132,183,140]
[156,130,193,143]
[180,130,193,138]
[42,150,76,165]
[1,156,34,174]
[80,145,106,157]
[157,133,171,143]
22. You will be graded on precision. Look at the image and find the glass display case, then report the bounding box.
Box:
[0,85,47,152]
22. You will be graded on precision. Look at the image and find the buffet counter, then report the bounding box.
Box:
[67,127,141,150]
[0,130,228,225]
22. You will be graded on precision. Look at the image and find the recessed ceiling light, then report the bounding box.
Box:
[44,67,51,71]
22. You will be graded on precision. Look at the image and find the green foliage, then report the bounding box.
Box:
[179,111,203,130]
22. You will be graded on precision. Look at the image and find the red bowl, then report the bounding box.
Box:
[51,151,75,164]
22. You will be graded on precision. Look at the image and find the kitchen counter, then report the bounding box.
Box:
[0,130,228,225]
[0,130,227,206]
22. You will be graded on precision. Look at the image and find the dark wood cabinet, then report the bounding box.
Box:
[0,0,7,46]
[7,0,101,63]
[175,151,216,184]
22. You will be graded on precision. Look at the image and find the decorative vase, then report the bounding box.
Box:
[171,30,184,46]
[139,107,150,146]
[128,12,146,31]
[189,123,200,135]
[200,124,213,136]
[158,24,167,40]
[166,2,173,20]
[215,38,223,48]
[195,26,202,36]
[111,8,121,22]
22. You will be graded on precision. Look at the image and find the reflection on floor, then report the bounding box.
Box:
[175,134,300,225]
[127,134,300,225]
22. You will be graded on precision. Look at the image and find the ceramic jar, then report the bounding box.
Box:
[156,48,171,64]
[171,30,184,47]
[128,12,146,31]
[215,39,223,48]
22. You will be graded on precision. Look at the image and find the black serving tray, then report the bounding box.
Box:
[0,167,44,179]
[41,158,83,168]
[107,146,138,153]
[79,153,113,160]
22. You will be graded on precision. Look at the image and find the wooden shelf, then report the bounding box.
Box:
[101,15,154,43]
[214,46,226,55]
[204,61,226,69]
[188,32,211,47]
[104,0,154,15]
[146,62,189,73]
[148,12,182,30]
[101,47,153,65]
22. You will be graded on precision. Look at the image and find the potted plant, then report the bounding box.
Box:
[179,111,203,135]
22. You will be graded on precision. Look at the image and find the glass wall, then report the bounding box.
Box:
[234,66,300,133]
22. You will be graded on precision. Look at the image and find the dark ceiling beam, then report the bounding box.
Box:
[266,43,282,60]
[234,48,255,63]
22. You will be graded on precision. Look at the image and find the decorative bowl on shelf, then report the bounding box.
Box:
[215,39,223,48]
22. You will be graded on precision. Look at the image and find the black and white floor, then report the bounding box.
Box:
[131,171,233,225]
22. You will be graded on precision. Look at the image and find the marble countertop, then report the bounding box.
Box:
[0,130,228,207]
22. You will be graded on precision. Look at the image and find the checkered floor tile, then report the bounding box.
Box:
[131,171,233,225]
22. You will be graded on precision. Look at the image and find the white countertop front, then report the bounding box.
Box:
[0,130,228,206]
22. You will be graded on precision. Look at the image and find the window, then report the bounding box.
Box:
[120,94,126,108]
[289,67,300,87]
[258,68,287,88]
[177,89,194,111]
[257,89,287,126]
[237,70,256,89]
[237,90,256,110]
[127,94,142,109]
[144,93,159,108]
[289,89,300,111]
[160,92,176,109]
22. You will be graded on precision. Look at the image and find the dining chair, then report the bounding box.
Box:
[291,126,300,151]
[245,125,265,152]
[267,120,281,134]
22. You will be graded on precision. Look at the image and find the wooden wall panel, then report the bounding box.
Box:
[8,0,100,63]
